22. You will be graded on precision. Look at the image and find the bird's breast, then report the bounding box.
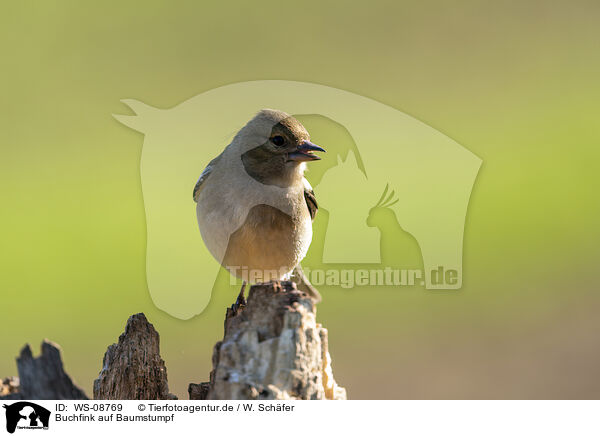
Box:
[196,183,311,281]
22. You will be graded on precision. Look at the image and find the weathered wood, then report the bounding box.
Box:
[0,340,88,400]
[3,284,343,401]
[0,377,21,400]
[190,281,346,400]
[188,382,210,400]
[93,313,177,400]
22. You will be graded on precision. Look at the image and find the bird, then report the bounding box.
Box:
[193,109,325,307]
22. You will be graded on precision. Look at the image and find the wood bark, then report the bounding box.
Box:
[2,283,345,400]
[0,340,88,400]
[93,313,177,400]
[189,281,346,400]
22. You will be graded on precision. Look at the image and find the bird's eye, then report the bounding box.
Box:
[271,135,285,146]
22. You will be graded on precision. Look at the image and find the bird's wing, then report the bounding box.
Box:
[303,178,318,221]
[193,153,222,202]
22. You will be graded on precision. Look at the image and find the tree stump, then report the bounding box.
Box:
[190,281,346,400]
[0,341,88,400]
[2,284,345,400]
[93,313,177,400]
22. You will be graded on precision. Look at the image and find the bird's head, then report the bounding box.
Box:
[236,109,326,186]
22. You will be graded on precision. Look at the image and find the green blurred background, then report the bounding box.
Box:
[1,0,599,399]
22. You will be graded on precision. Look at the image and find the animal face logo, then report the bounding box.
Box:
[2,402,50,433]
[115,80,482,319]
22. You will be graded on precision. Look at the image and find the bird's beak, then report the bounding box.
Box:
[287,141,326,162]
